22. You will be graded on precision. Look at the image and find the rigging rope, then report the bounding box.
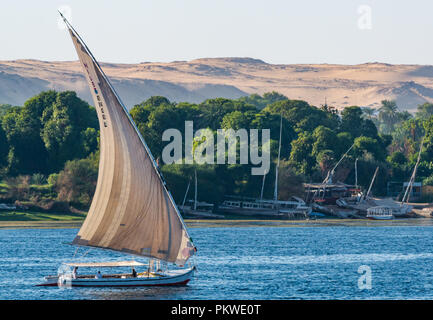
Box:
[72,247,79,258]
[82,248,92,258]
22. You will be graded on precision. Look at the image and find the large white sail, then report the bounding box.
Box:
[62,16,196,266]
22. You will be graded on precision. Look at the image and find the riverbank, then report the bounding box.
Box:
[0,210,86,222]
[2,217,433,229]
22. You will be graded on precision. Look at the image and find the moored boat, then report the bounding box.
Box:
[179,170,221,219]
[366,206,394,220]
[218,197,311,218]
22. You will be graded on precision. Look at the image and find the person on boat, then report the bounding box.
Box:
[132,268,137,277]
[72,267,78,279]
[95,271,102,279]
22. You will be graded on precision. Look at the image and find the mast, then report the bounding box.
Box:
[314,142,355,202]
[364,166,379,201]
[355,158,358,190]
[260,174,266,201]
[181,180,191,208]
[194,170,198,211]
[324,142,355,184]
[273,115,282,206]
[401,136,425,204]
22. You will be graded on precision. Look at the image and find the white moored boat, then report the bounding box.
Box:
[366,206,394,220]
[38,13,197,287]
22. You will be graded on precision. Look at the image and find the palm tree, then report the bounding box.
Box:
[416,103,433,119]
[361,107,377,120]
[378,100,399,134]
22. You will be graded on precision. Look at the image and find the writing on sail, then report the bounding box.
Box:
[83,62,108,128]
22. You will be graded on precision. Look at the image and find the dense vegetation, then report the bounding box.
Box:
[1,90,433,212]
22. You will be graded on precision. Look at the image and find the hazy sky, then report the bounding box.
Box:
[1,0,433,65]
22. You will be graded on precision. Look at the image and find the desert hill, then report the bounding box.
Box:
[2,58,433,111]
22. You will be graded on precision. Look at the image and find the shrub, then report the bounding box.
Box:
[31,173,46,185]
[56,158,98,207]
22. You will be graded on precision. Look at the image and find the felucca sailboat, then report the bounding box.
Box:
[38,13,196,287]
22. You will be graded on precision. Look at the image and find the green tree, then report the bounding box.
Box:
[353,136,385,161]
[336,132,353,155]
[361,119,379,139]
[316,149,336,176]
[362,107,377,120]
[129,104,154,127]
[390,118,424,156]
[263,91,288,105]
[388,151,407,166]
[81,127,99,155]
[312,126,338,157]
[146,104,185,158]
[142,96,172,107]
[340,106,364,138]
[277,160,305,199]
[289,132,315,176]
[41,91,98,172]
[129,95,173,135]
[238,92,288,109]
[1,106,48,175]
[221,110,255,130]
[422,116,433,162]
[1,91,98,175]
[56,158,98,207]
[378,100,399,134]
[251,112,295,160]
[416,103,433,119]
[0,104,14,118]
[263,99,335,132]
[161,163,225,204]
[0,123,8,167]
[387,151,409,181]
[197,98,257,130]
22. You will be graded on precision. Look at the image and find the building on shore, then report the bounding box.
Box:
[304,182,360,205]
[387,181,422,201]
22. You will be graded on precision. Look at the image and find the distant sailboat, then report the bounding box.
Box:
[180,170,218,219]
[38,12,196,287]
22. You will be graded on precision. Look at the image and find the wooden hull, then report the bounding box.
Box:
[367,215,394,220]
[181,208,223,219]
[217,207,310,217]
[37,267,195,287]
[337,197,413,217]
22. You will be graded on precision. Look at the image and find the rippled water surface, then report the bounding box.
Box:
[1,222,433,299]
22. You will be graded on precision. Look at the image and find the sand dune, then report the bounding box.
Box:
[1,58,433,111]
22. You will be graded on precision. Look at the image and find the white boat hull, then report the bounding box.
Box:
[367,215,394,220]
[37,267,195,287]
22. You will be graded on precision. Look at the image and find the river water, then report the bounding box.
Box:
[1,220,433,299]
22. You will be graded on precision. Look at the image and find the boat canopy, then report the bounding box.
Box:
[304,182,355,190]
[64,261,146,268]
[367,206,393,215]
